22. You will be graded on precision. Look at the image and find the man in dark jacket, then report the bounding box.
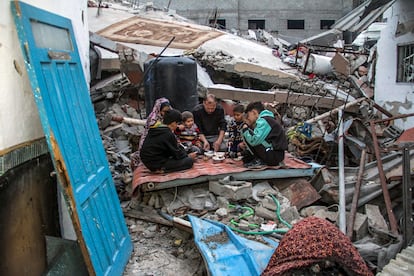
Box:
[192,94,227,152]
[140,109,196,173]
[242,101,288,167]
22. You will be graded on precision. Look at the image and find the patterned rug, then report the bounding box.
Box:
[97,16,223,49]
[132,152,312,192]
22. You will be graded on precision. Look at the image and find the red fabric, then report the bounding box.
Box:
[132,152,311,192]
[263,217,373,276]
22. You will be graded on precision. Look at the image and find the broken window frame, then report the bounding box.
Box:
[287,19,305,30]
[397,43,414,83]
[248,19,265,30]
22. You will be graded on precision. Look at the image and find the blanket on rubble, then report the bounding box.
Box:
[132,152,311,192]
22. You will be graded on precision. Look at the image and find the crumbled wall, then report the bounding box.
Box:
[375,0,414,129]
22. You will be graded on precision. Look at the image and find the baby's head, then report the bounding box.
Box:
[233,104,245,122]
[182,111,194,128]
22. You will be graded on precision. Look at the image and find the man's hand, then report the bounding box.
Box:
[213,140,221,152]
[203,142,210,151]
[188,152,197,160]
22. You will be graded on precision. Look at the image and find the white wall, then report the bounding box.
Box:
[0,0,89,151]
[375,0,414,129]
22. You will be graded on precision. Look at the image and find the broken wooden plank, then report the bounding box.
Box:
[124,209,173,227]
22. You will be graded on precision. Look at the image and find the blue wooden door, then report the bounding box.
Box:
[11,2,132,275]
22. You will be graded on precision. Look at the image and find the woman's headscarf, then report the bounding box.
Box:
[145,97,170,130]
[130,97,171,170]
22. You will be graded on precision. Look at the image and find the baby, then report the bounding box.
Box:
[175,111,207,154]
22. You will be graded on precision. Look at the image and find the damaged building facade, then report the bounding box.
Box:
[128,0,356,42]
[375,0,414,129]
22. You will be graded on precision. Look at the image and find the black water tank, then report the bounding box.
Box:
[144,56,198,116]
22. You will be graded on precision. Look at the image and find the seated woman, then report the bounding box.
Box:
[140,109,196,173]
[131,97,171,170]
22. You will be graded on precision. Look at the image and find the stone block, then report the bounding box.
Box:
[262,196,277,211]
[353,213,368,241]
[300,205,327,217]
[279,178,321,210]
[365,204,388,232]
[314,209,338,223]
[280,206,301,225]
[209,180,252,201]
[255,205,277,221]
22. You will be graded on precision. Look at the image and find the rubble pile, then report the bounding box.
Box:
[92,42,409,276]
[87,3,413,275]
[123,214,205,275]
[92,75,144,200]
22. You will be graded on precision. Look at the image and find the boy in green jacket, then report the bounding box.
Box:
[242,102,288,167]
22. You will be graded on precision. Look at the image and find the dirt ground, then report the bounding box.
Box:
[122,210,207,276]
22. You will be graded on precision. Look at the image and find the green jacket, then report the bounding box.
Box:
[242,110,287,151]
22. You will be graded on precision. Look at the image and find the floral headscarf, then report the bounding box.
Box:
[145,97,170,130]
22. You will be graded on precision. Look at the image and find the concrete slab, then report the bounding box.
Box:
[209,179,252,201]
[365,204,389,232]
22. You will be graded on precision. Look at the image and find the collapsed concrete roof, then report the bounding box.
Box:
[300,0,396,46]
[88,5,299,88]
[95,15,223,50]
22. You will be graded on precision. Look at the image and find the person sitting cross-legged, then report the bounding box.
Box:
[175,111,207,155]
[140,109,196,173]
[192,94,227,152]
[241,101,288,168]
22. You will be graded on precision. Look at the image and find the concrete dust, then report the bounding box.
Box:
[123,217,206,276]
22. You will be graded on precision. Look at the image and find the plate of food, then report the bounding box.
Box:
[212,155,225,163]
[214,152,225,158]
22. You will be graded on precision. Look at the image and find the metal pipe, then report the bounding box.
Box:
[111,115,146,126]
[372,102,394,118]
[305,97,366,125]
[373,112,414,124]
[347,148,367,238]
[402,147,413,248]
[369,121,399,234]
[302,48,312,74]
[287,97,367,132]
[338,109,346,234]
